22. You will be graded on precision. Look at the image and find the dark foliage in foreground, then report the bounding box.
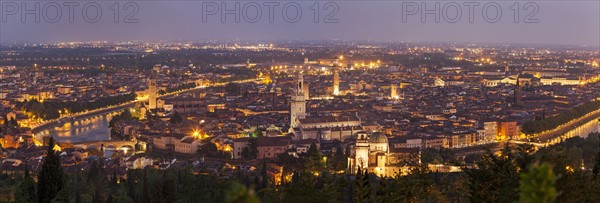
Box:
[6,133,600,203]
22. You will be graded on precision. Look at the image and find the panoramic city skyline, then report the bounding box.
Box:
[1,1,599,202]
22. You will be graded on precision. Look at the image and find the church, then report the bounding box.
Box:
[288,73,362,141]
[347,131,418,177]
[287,74,417,177]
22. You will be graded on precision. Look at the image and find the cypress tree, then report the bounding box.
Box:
[142,169,149,203]
[253,176,260,190]
[75,191,82,203]
[111,171,118,188]
[15,167,36,203]
[50,188,70,203]
[261,162,269,189]
[353,169,371,203]
[105,194,115,203]
[92,190,102,203]
[37,137,65,203]
[126,170,135,201]
[2,116,8,126]
[10,117,18,127]
[593,134,600,176]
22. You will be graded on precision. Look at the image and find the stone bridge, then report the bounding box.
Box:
[59,140,137,151]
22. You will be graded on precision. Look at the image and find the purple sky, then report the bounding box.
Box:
[1,1,599,47]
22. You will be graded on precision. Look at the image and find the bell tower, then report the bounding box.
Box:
[390,83,397,99]
[290,73,306,129]
[332,66,340,96]
[353,132,370,173]
[148,77,158,110]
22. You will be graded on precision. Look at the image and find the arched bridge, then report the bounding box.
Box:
[59,140,137,151]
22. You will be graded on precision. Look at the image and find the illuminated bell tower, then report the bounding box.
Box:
[333,66,340,96]
[148,78,158,110]
[304,82,310,100]
[353,132,370,173]
[390,83,397,99]
[290,73,306,129]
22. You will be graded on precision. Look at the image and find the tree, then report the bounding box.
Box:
[519,163,557,203]
[9,117,18,127]
[114,187,133,203]
[251,129,263,138]
[154,173,176,203]
[375,178,397,203]
[120,109,133,120]
[330,146,347,171]
[3,116,8,127]
[197,141,218,156]
[86,160,108,202]
[44,107,60,120]
[593,134,600,176]
[242,138,258,160]
[75,191,82,203]
[109,110,135,137]
[37,137,65,203]
[305,143,324,172]
[395,165,445,202]
[142,169,149,203]
[15,168,36,203]
[307,143,319,158]
[111,171,118,189]
[51,188,70,203]
[464,145,521,203]
[170,112,183,124]
[225,183,261,203]
[353,169,371,203]
[260,162,269,190]
[91,190,102,203]
[125,170,136,202]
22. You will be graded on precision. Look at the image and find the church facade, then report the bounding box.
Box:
[347,131,417,177]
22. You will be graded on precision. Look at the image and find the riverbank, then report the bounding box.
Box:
[535,109,600,142]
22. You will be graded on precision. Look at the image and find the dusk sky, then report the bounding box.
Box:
[1,1,599,46]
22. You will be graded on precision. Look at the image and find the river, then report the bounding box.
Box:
[34,113,114,143]
[560,117,600,139]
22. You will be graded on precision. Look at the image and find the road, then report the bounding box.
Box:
[515,108,600,146]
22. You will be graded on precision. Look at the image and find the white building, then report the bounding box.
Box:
[153,135,201,154]
[348,132,417,177]
[482,121,498,143]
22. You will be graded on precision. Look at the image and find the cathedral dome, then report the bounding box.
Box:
[368,133,388,144]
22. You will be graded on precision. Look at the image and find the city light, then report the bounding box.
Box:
[3,30,600,202]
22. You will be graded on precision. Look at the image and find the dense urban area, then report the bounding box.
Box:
[0,41,599,202]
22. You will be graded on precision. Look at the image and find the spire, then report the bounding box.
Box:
[515,75,522,104]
